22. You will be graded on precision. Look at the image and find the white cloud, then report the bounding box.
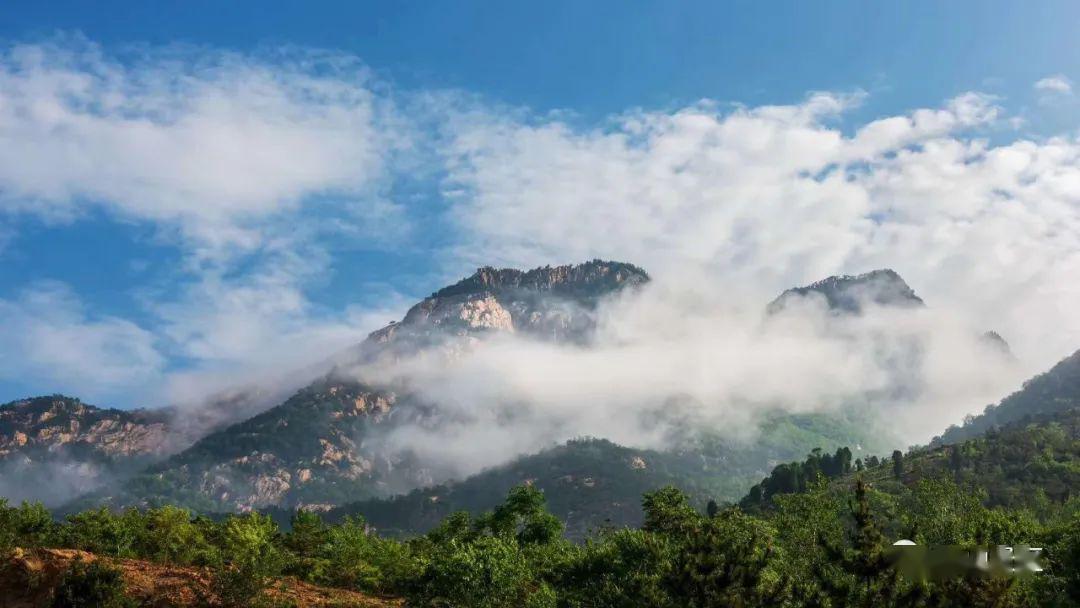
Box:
[1034,74,1073,95]
[0,38,415,411]
[0,37,406,256]
[440,91,1080,378]
[0,282,164,401]
[154,250,410,408]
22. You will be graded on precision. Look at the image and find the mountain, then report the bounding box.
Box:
[47,263,1004,531]
[316,438,707,540]
[933,348,1080,446]
[353,259,649,359]
[73,260,652,513]
[742,403,1080,516]
[71,260,894,517]
[0,396,174,505]
[315,407,891,540]
[766,269,924,315]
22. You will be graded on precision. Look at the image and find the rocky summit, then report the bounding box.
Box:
[359,260,649,358]
[766,268,925,315]
[0,396,174,504]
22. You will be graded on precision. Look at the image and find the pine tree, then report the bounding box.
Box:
[950,444,963,473]
[706,500,719,518]
[813,479,919,607]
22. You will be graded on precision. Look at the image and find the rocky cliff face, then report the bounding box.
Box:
[97,380,418,512]
[0,396,174,505]
[0,396,171,462]
[356,260,649,361]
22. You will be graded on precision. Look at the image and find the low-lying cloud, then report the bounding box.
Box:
[350,277,1024,482]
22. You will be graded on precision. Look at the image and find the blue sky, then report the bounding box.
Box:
[1,2,1080,408]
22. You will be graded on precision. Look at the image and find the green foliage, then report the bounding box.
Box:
[404,486,569,608]
[4,405,1080,608]
[50,558,137,608]
[212,512,285,607]
[664,509,789,607]
[137,506,217,565]
[741,446,854,510]
[60,508,139,557]
[556,529,674,607]
[0,499,60,550]
[409,535,544,608]
[641,487,698,536]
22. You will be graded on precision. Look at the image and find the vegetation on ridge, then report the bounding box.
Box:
[3,407,1079,607]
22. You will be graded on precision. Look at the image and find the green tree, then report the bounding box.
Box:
[665,509,790,607]
[211,513,284,607]
[815,480,916,607]
[641,487,698,536]
[136,506,215,565]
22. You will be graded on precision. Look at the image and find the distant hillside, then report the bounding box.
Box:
[934,348,1080,445]
[318,438,703,540]
[766,269,924,315]
[0,396,173,505]
[742,405,1080,514]
[859,407,1080,508]
[292,406,891,540]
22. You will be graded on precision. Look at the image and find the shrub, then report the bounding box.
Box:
[211,513,284,607]
[409,535,540,608]
[61,508,140,558]
[51,558,137,608]
[317,516,419,594]
[136,506,216,565]
[0,500,60,550]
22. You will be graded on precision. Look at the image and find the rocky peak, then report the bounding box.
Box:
[361,260,649,352]
[767,269,924,315]
[0,395,171,460]
[432,260,650,300]
[979,331,1013,358]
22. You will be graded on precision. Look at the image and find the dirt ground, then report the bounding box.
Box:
[0,547,403,607]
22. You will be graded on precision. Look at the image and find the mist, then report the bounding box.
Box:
[344,270,1026,484]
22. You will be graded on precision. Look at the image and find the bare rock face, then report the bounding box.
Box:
[0,397,172,460]
[0,396,175,506]
[355,260,649,364]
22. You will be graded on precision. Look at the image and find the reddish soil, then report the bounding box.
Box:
[0,547,403,607]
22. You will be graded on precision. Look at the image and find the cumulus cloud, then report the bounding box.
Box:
[439,91,1080,376]
[1034,74,1073,95]
[0,38,413,411]
[0,37,406,256]
[0,281,164,402]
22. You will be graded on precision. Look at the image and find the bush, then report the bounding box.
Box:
[136,506,217,565]
[51,558,137,608]
[0,500,60,550]
[283,510,331,581]
[61,508,140,558]
[211,513,284,607]
[410,535,541,608]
